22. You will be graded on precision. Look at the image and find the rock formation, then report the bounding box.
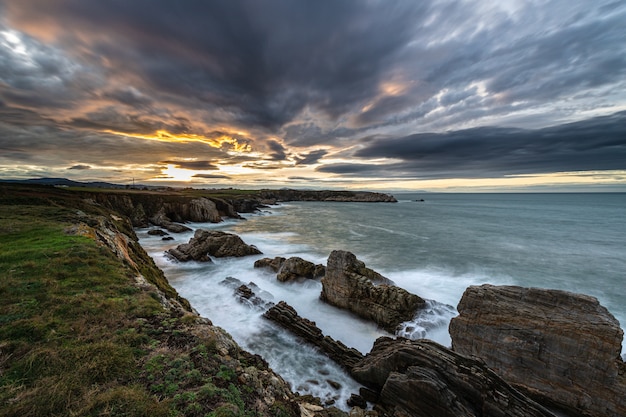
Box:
[263,301,364,371]
[320,250,425,332]
[85,193,243,229]
[255,256,325,282]
[220,277,275,311]
[351,337,557,417]
[167,230,262,262]
[449,284,626,417]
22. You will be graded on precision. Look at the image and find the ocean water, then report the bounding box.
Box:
[138,192,626,408]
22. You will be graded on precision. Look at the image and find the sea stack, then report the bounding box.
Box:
[320,250,425,332]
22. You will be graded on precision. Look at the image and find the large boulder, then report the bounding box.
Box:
[449,284,626,417]
[255,256,325,282]
[351,337,556,417]
[320,250,425,332]
[167,230,262,262]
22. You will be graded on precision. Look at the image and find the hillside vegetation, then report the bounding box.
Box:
[0,184,304,417]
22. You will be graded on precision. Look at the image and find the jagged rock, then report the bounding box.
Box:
[167,230,262,262]
[254,257,286,272]
[320,250,425,332]
[351,337,556,417]
[263,301,363,371]
[277,257,325,282]
[220,277,275,311]
[347,394,367,409]
[449,284,626,417]
[255,256,325,282]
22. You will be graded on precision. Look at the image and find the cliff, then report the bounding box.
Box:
[256,189,397,203]
[0,184,315,417]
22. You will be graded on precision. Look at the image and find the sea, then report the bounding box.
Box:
[137,192,626,409]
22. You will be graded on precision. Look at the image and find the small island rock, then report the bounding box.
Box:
[167,230,262,262]
[320,250,425,332]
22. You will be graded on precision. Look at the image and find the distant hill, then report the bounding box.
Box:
[0,177,139,189]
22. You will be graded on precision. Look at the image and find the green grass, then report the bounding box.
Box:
[0,186,301,417]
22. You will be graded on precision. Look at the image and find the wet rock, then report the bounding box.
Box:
[254,256,286,272]
[219,278,275,311]
[255,256,325,281]
[346,394,367,409]
[147,228,168,236]
[320,250,425,332]
[277,257,325,282]
[263,301,363,371]
[351,337,556,417]
[166,229,262,262]
[449,284,626,417]
[161,236,174,241]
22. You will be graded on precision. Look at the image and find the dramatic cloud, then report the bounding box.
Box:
[0,0,625,190]
[346,112,626,179]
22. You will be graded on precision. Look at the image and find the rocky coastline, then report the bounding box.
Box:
[3,184,624,417]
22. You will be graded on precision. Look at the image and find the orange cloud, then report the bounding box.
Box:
[103,129,251,152]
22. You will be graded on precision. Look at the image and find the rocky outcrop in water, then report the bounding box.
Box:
[449,284,626,417]
[320,250,425,333]
[255,256,325,282]
[351,337,556,417]
[167,230,262,262]
[264,301,364,371]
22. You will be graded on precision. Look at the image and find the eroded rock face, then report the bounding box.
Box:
[320,250,425,332]
[167,230,262,262]
[352,337,556,417]
[255,256,325,282]
[449,284,626,417]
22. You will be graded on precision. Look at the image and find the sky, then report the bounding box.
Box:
[1,0,625,192]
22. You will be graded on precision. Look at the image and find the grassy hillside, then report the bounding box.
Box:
[0,184,303,417]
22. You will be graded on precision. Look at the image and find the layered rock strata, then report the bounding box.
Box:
[449,284,626,417]
[351,337,557,417]
[167,230,262,262]
[254,256,325,282]
[263,301,364,371]
[320,250,425,332]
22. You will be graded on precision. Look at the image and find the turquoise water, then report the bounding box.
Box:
[139,192,626,407]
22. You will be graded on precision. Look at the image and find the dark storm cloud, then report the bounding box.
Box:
[192,173,231,180]
[102,87,153,107]
[295,149,327,166]
[2,0,425,130]
[266,140,288,161]
[1,0,625,186]
[68,164,91,170]
[348,112,626,178]
[160,160,218,170]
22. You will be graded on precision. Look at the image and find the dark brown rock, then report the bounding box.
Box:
[320,250,425,332]
[351,337,556,417]
[167,229,262,262]
[254,256,286,272]
[277,257,325,282]
[255,256,325,282]
[449,284,626,417]
[263,301,363,371]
